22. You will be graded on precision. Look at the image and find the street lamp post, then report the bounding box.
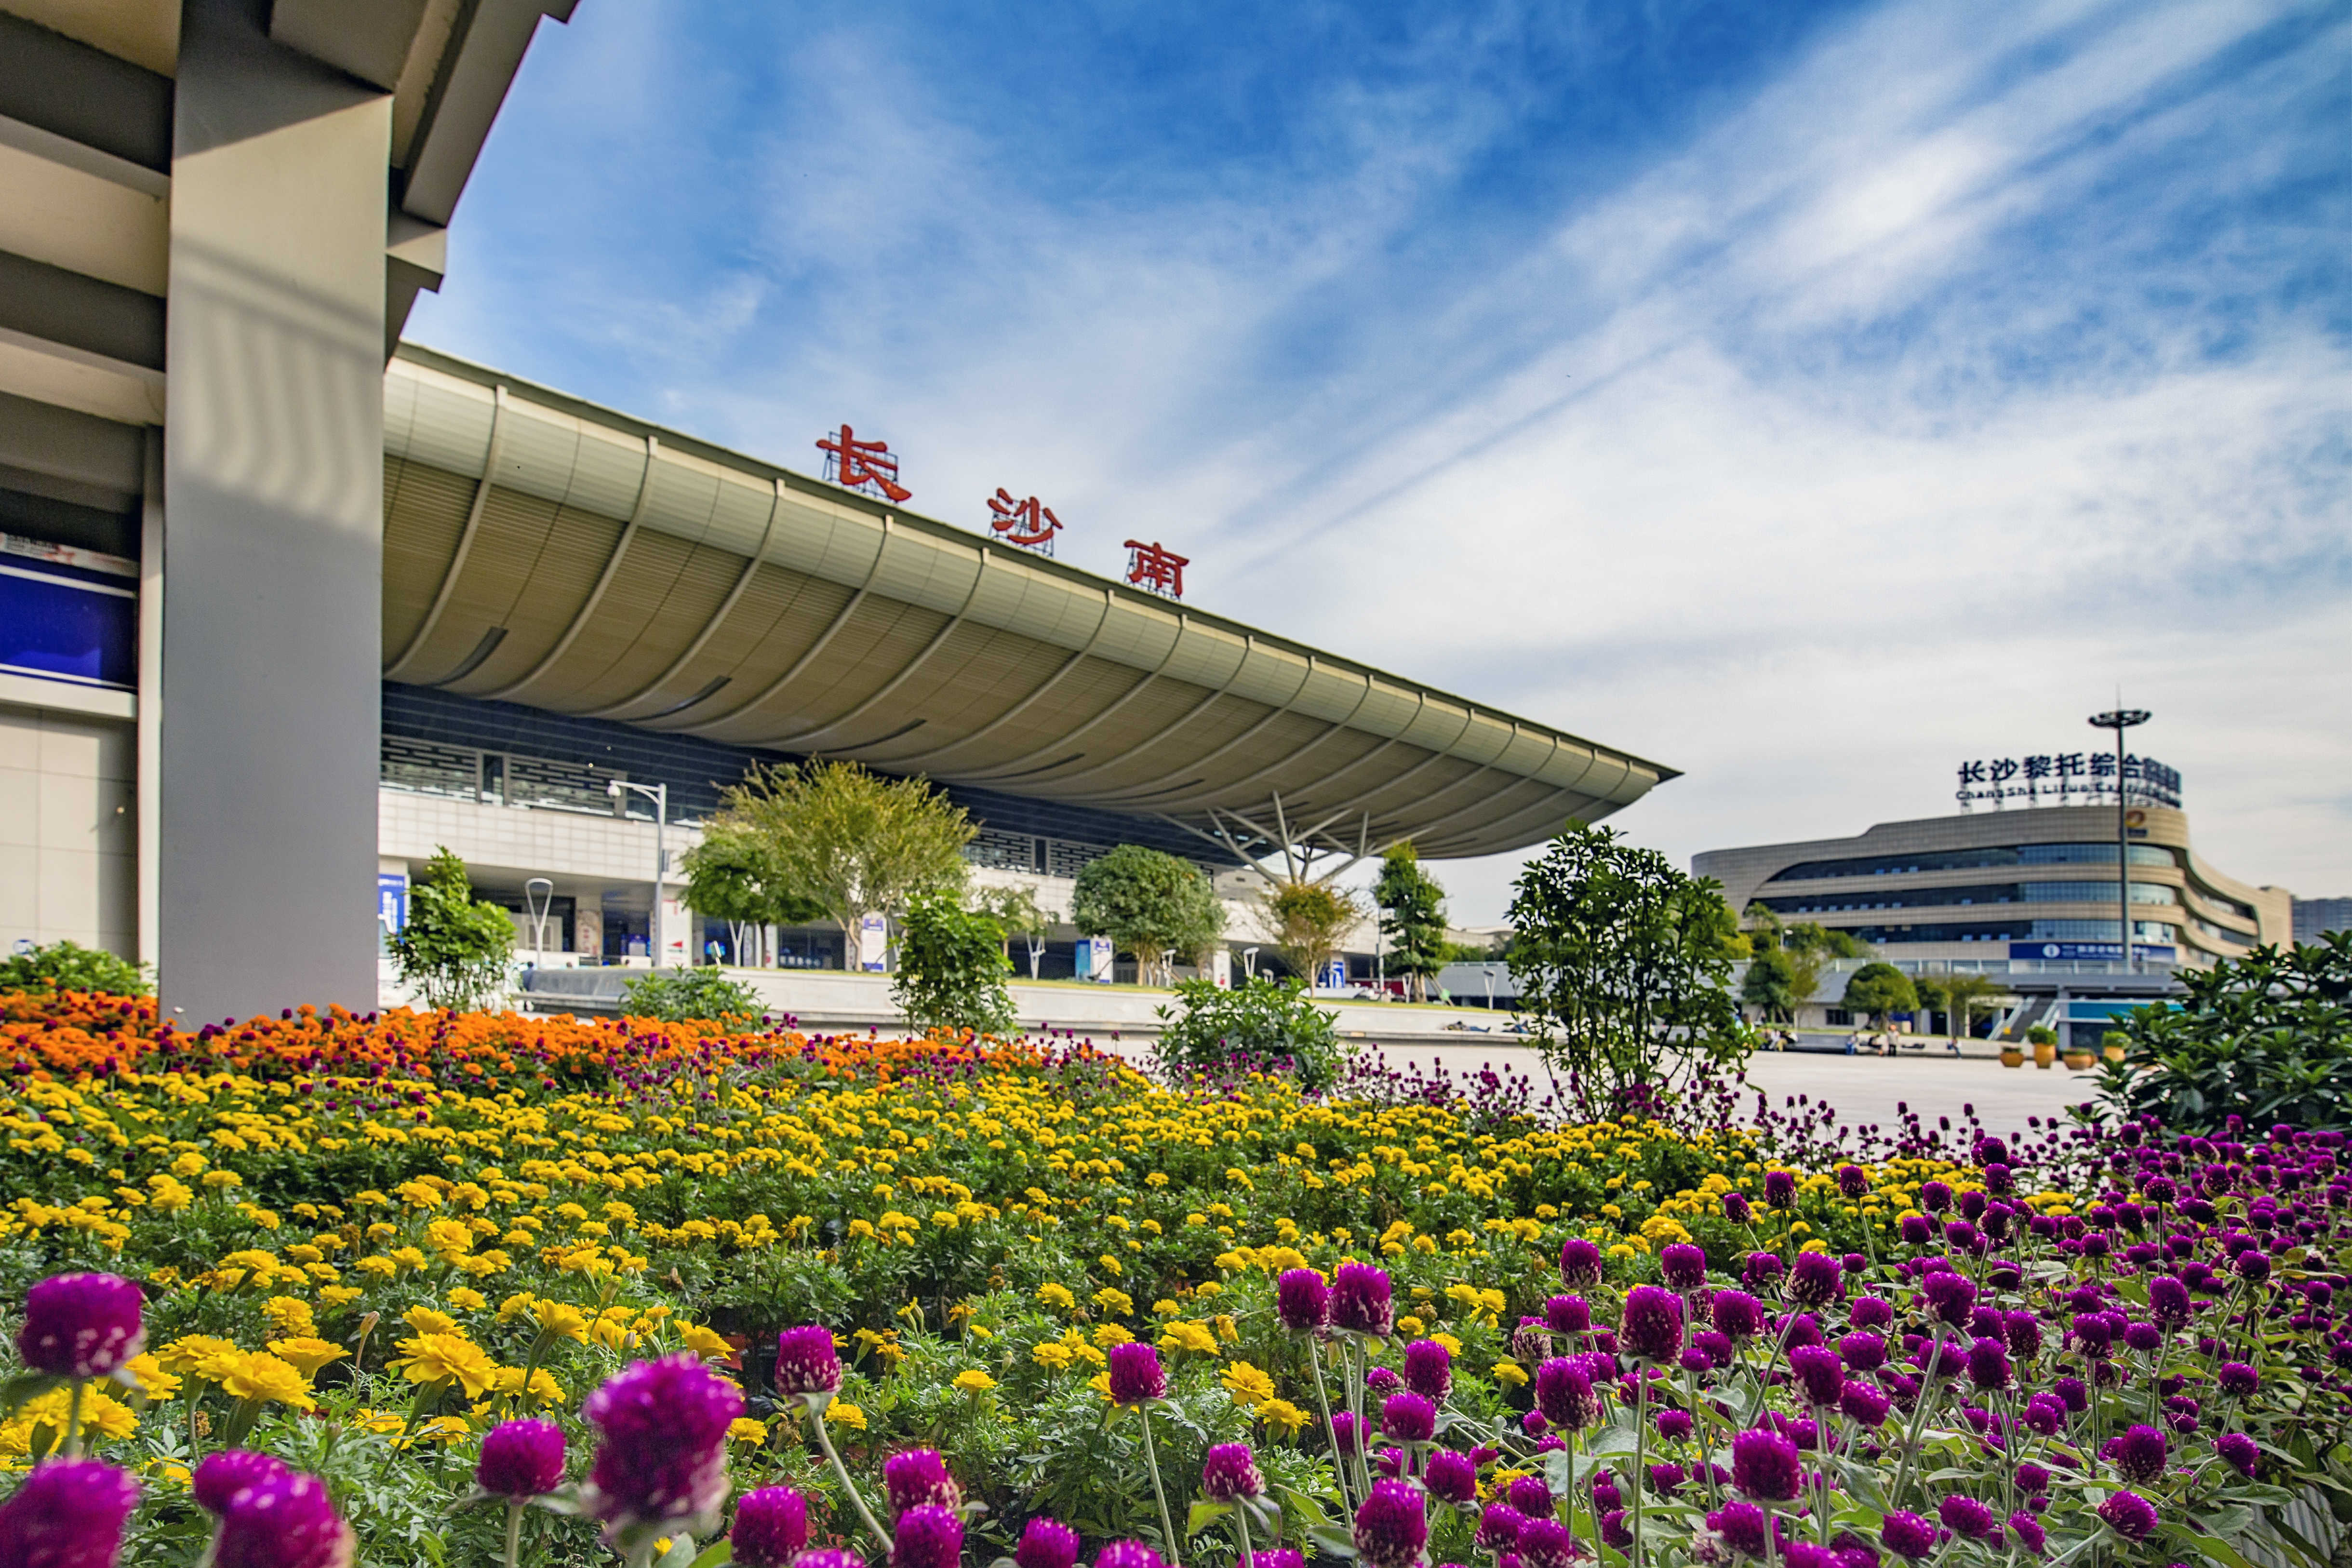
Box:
[2087,706,2151,975]
[607,779,669,969]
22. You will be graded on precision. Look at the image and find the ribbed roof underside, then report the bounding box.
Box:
[377,347,1674,860]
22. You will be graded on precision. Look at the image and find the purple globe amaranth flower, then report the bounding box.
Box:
[2097,1490,2159,1543]
[1920,1272,1977,1329]
[1839,1381,1891,1428]
[1839,1331,1887,1372]
[1592,1474,1623,1513]
[1900,1216,1934,1246]
[1850,1296,1894,1331]
[1333,1264,1395,1337]
[1277,1268,1331,1333]
[214,1471,352,1568]
[2123,1322,2164,1354]
[1937,1497,1997,1542]
[1202,1443,1265,1501]
[1661,1244,1708,1290]
[1515,1518,1576,1568]
[1330,1411,1363,1456]
[1404,1339,1453,1402]
[1353,1479,1430,1568]
[1732,1428,1803,1502]
[1764,1170,1798,1208]
[581,1353,743,1537]
[2014,1462,2052,1495]
[1965,1338,2013,1393]
[1505,1475,1553,1519]
[478,1420,567,1499]
[892,1505,965,1568]
[1880,1514,1938,1561]
[1474,1503,1527,1552]
[2236,1251,2272,1285]
[1559,1239,1604,1290]
[2109,1424,2168,1486]
[2147,1276,2192,1331]
[1366,1367,1403,1396]
[1692,1329,1734,1369]
[0,1458,141,1568]
[1622,1286,1686,1363]
[2007,1513,2046,1556]
[1787,1251,1843,1308]
[1016,1518,1082,1568]
[1712,1290,1765,1342]
[731,1488,813,1568]
[17,1273,144,1379]
[1790,1346,1843,1407]
[2054,1377,2089,1414]
[1106,1342,1167,1405]
[1382,1392,1438,1445]
[1742,1253,1786,1294]
[1657,1408,1695,1442]
[774,1326,843,1397]
[1424,1449,1478,1505]
[1533,1358,1597,1431]
[1723,1192,1754,1225]
[1783,1546,1838,1568]
[192,1451,288,1515]
[2217,1362,2258,1398]
[795,1553,867,1568]
[1093,1545,1164,1568]
[884,1450,962,1515]
[1837,1164,1871,1199]
[1543,1295,1590,1335]
[1920,1180,1953,1213]
[2022,1394,2064,1435]
[2216,1433,2258,1477]
[1709,1503,1771,1558]
[1600,1511,1632,1552]
[2002,1311,2043,1360]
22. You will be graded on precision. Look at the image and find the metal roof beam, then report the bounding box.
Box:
[762,546,993,752]
[674,515,896,735]
[477,432,661,702]
[383,382,506,682]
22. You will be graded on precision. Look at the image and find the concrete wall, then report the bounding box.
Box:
[0,701,135,956]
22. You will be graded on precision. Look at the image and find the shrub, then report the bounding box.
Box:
[892,894,1017,1035]
[1070,844,1223,986]
[387,848,512,1011]
[1841,961,1918,1028]
[1155,975,1350,1091]
[622,966,765,1024]
[2099,931,2352,1130]
[0,939,148,997]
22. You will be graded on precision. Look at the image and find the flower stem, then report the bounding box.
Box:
[62,1377,85,1459]
[503,1500,523,1568]
[1138,1408,1182,1568]
[1307,1337,1350,1514]
[1631,1373,1649,1568]
[1892,1329,1944,1509]
[1230,1507,1257,1568]
[813,1405,894,1555]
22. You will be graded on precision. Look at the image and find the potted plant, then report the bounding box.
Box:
[1999,1041,2026,1069]
[2026,1023,2058,1070]
[2100,1029,2129,1066]
[2062,1033,2096,1070]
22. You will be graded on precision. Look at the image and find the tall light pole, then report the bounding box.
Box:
[607,779,668,968]
[2087,706,2150,974]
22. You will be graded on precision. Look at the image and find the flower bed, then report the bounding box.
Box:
[0,993,2342,1568]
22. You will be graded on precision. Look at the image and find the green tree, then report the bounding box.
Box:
[705,761,973,970]
[388,848,514,1012]
[974,885,1056,980]
[1156,976,1351,1092]
[2099,933,2352,1130]
[1264,878,1361,987]
[1506,822,1749,1116]
[1842,961,1918,1030]
[892,894,1017,1035]
[1373,844,1448,1001]
[1914,971,2003,1040]
[1070,845,1224,986]
[1740,947,1801,1022]
[0,940,148,997]
[680,825,827,964]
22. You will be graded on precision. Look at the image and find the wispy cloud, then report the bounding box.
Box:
[412,0,2352,919]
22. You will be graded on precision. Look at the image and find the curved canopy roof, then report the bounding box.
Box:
[380,347,1674,861]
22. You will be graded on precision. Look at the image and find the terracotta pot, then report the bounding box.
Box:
[2032,1041,2057,1069]
[2000,1047,2025,1069]
[2102,1044,2127,1065]
[2063,1050,2095,1071]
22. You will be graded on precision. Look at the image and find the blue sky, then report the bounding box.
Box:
[410,0,2352,923]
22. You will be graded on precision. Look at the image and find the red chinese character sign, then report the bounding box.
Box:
[986,489,1062,553]
[816,424,911,503]
[1123,539,1189,599]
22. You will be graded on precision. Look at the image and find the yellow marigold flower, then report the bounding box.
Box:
[318,1287,362,1308]
[1092,1323,1133,1348]
[533,1300,590,1343]
[220,1352,315,1412]
[404,1306,460,1337]
[355,1256,397,1280]
[826,1402,867,1431]
[1151,1299,1181,1317]
[729,1418,769,1445]
[1037,1283,1076,1311]
[0,1387,137,1455]
[1158,1321,1218,1356]
[156,1335,240,1382]
[681,1324,732,1362]
[1219,1360,1274,1407]
[412,1415,472,1445]
[390,1246,430,1271]
[1431,1332,1463,1357]
[351,1408,407,1435]
[449,1287,487,1312]
[1258,1398,1309,1437]
[952,1370,996,1394]
[1090,1287,1133,1317]
[498,1293,538,1323]
[1397,1315,1426,1337]
[267,1337,348,1378]
[390,1333,499,1398]
[1031,1342,1075,1371]
[262,1296,317,1336]
[1493,1362,1529,1388]
[490,1367,566,1407]
[121,1353,180,1401]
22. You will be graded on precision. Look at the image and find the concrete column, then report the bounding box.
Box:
[159,0,390,1020]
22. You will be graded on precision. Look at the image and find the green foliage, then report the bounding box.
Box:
[1914,971,2003,1038]
[1787,923,1871,960]
[387,848,513,1011]
[1263,878,1360,984]
[2025,1023,2059,1046]
[707,761,973,966]
[2098,933,2352,1130]
[1373,843,1448,999]
[1739,948,1800,1022]
[1840,961,1918,1028]
[0,939,148,997]
[974,885,1056,980]
[620,966,764,1024]
[892,894,1018,1036]
[679,826,827,928]
[1155,976,1350,1091]
[1069,845,1224,985]
[1506,822,1749,1116]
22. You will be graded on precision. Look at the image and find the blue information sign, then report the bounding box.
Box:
[2007,941,2176,963]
